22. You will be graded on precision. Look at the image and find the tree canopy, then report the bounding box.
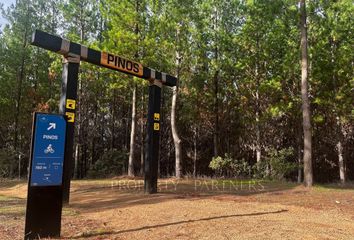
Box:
[0,0,352,183]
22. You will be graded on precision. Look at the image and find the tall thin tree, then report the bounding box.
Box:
[128,0,141,177]
[172,26,182,179]
[300,0,313,187]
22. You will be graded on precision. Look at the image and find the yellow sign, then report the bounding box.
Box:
[66,99,76,110]
[154,123,160,131]
[101,52,143,77]
[154,113,160,121]
[65,112,75,123]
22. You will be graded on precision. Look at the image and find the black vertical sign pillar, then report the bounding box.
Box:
[59,56,79,203]
[24,113,67,239]
[144,80,162,193]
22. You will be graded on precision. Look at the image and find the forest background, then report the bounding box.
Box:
[0,0,353,184]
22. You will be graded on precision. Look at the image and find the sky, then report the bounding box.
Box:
[0,0,16,29]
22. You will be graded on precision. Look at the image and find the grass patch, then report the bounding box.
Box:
[63,207,80,216]
[0,205,25,215]
[313,182,354,192]
[72,179,112,184]
[0,194,25,216]
[76,229,109,238]
[0,195,16,201]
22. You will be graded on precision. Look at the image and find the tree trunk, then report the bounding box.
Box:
[213,72,219,158]
[172,85,182,178]
[74,144,79,179]
[172,27,182,178]
[297,121,303,183]
[213,6,219,158]
[140,122,144,176]
[111,90,116,150]
[128,0,141,177]
[140,92,145,176]
[336,120,346,184]
[193,126,197,178]
[128,83,137,176]
[255,89,261,163]
[336,140,345,184]
[330,24,346,185]
[297,144,302,183]
[255,38,261,164]
[167,143,171,176]
[300,0,313,187]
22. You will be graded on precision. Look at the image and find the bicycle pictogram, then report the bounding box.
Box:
[44,144,55,154]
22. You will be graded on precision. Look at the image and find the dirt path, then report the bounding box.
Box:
[1,179,353,239]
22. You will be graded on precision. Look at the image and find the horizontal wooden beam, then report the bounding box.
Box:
[31,30,177,87]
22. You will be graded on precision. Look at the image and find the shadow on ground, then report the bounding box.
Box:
[68,179,297,213]
[71,209,288,239]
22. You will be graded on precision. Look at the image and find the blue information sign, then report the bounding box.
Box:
[30,113,66,186]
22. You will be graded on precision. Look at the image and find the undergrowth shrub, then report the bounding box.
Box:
[87,149,128,178]
[0,149,18,179]
[254,147,297,180]
[209,148,297,180]
[209,154,251,178]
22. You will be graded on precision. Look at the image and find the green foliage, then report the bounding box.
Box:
[254,148,297,180]
[87,150,128,178]
[0,149,17,178]
[209,154,233,174]
[209,154,251,178]
[210,149,296,180]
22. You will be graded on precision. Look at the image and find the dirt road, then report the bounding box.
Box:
[1,179,353,239]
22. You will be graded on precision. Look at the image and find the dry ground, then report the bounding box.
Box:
[0,178,354,240]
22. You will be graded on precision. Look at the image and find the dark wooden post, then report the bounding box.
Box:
[59,55,79,204]
[144,79,162,193]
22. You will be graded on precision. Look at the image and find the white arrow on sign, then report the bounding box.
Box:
[47,123,56,131]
